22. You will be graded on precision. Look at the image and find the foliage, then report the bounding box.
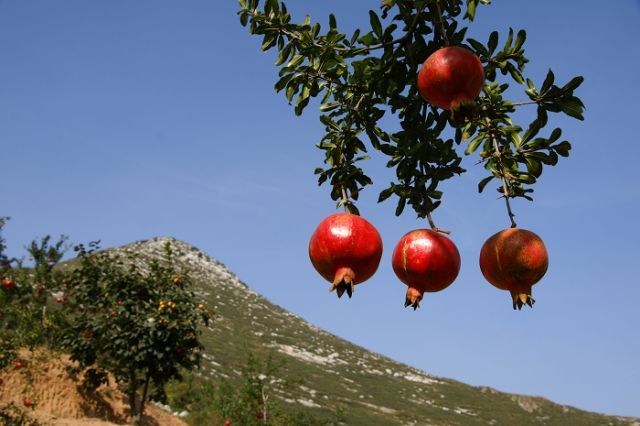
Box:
[238,0,584,227]
[58,241,211,423]
[167,352,345,425]
[0,218,70,369]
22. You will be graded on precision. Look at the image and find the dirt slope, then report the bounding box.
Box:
[0,349,186,426]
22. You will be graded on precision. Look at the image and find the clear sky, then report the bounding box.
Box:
[2,0,639,418]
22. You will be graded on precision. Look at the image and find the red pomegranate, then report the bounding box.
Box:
[417,46,484,111]
[392,229,461,309]
[309,213,383,298]
[479,228,549,310]
[2,278,14,290]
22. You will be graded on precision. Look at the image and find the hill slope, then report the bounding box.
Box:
[118,238,637,426]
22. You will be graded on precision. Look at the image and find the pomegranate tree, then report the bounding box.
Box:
[417,46,484,111]
[392,229,460,310]
[309,213,383,298]
[479,228,548,309]
[241,1,583,310]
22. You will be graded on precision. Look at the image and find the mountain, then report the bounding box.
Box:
[116,237,638,426]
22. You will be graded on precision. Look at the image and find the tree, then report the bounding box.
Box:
[0,218,69,369]
[237,0,583,230]
[60,241,211,425]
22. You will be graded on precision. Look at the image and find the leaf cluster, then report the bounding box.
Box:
[59,241,210,417]
[239,0,585,224]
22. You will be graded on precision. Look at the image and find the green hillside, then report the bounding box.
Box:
[120,238,637,426]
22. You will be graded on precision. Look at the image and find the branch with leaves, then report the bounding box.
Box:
[238,0,584,229]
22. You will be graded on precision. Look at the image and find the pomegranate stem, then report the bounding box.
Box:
[485,116,518,228]
[341,185,351,213]
[426,211,451,235]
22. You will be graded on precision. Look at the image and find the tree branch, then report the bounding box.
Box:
[485,118,517,228]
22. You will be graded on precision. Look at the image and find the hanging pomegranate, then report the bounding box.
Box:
[392,229,461,309]
[479,228,549,309]
[309,213,383,298]
[417,46,484,111]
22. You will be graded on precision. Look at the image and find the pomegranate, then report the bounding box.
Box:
[309,213,383,298]
[417,46,484,111]
[479,228,549,310]
[392,229,461,309]
[2,277,13,290]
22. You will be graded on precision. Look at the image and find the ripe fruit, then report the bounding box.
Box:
[224,419,232,426]
[309,213,383,298]
[23,398,32,408]
[55,297,63,303]
[2,278,14,290]
[15,360,23,369]
[417,46,484,111]
[392,229,461,310]
[479,228,549,310]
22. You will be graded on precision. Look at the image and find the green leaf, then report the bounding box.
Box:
[525,157,543,177]
[261,33,278,51]
[465,0,478,21]
[378,186,395,203]
[274,44,292,66]
[488,31,498,54]
[358,32,376,46]
[369,10,383,38]
[553,141,572,157]
[540,69,555,93]
[329,14,337,30]
[365,127,381,150]
[478,176,493,193]
[508,65,525,85]
[504,28,514,51]
[239,11,249,27]
[274,73,293,92]
[526,151,555,165]
[287,54,304,68]
[548,128,562,143]
[264,0,279,14]
[559,96,585,120]
[513,29,527,52]
[517,172,537,184]
[320,102,340,112]
[562,76,584,92]
[395,197,406,216]
[467,38,487,55]
[465,135,484,155]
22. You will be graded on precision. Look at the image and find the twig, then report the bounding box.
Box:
[341,185,351,213]
[512,100,538,107]
[426,211,451,234]
[432,0,449,47]
[485,117,517,228]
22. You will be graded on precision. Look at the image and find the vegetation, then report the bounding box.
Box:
[238,0,584,228]
[0,218,214,424]
[167,352,345,425]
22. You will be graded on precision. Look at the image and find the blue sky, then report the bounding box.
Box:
[2,0,639,418]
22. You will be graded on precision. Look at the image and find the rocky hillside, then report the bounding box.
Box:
[116,238,637,426]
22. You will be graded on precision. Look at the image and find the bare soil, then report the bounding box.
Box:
[0,349,187,426]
